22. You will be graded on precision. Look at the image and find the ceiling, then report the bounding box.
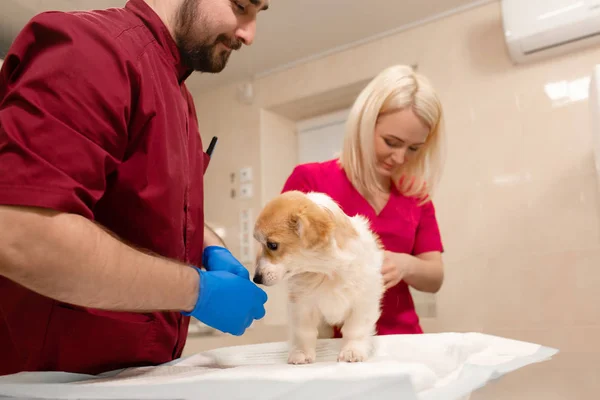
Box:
[1,0,491,90]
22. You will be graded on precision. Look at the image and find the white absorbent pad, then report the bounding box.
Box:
[0,332,558,400]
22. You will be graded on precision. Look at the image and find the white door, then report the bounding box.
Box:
[296,108,350,164]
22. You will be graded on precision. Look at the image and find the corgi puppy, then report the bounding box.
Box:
[252,190,384,364]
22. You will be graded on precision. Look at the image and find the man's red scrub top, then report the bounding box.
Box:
[282,159,444,335]
[0,0,208,375]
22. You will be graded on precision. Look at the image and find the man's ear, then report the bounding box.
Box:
[289,207,332,248]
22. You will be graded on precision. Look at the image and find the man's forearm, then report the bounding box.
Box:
[0,205,198,313]
[204,223,226,248]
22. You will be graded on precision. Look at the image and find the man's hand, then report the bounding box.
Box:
[183,268,267,336]
[202,246,249,279]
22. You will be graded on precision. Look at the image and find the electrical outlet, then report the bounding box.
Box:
[240,208,250,220]
[240,248,250,261]
[239,208,254,263]
[240,167,252,183]
[239,182,253,199]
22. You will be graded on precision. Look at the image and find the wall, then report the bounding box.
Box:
[257,109,297,325]
[189,2,600,397]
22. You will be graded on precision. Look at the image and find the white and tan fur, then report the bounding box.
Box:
[252,190,384,364]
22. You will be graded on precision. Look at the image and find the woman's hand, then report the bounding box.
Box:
[381,251,413,290]
[380,250,445,293]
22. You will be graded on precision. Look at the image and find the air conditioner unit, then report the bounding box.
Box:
[502,0,600,64]
[589,65,600,187]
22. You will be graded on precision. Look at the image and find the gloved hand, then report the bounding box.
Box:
[202,246,249,280]
[183,267,268,336]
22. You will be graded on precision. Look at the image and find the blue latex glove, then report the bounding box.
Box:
[202,246,249,280]
[183,267,268,336]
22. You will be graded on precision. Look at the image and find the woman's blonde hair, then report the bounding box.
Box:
[338,65,445,204]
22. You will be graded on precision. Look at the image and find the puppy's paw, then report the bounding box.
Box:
[287,349,316,365]
[337,344,368,363]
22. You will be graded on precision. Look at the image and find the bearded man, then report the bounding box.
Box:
[0,0,270,376]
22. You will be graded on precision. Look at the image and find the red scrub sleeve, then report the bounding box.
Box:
[281,163,320,194]
[0,13,131,220]
[411,200,444,255]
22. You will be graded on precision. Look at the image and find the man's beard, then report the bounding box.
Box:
[174,0,242,73]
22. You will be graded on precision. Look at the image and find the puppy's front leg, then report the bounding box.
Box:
[338,307,378,363]
[287,301,320,365]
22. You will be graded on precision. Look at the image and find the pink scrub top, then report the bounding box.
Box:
[281,159,444,335]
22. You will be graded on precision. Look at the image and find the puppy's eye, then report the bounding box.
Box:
[266,242,278,251]
[232,1,246,12]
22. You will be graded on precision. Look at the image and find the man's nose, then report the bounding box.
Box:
[236,19,256,46]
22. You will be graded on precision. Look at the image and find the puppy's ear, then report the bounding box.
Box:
[289,206,332,248]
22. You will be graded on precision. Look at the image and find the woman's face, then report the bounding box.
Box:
[373,108,430,179]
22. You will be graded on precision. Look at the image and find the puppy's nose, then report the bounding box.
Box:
[253,271,263,285]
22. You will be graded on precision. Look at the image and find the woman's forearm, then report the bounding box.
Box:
[0,205,198,312]
[403,252,444,293]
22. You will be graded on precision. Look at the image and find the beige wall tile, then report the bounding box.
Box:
[472,351,600,399]
[471,327,600,399]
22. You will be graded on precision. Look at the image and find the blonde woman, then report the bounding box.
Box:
[281,65,445,336]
